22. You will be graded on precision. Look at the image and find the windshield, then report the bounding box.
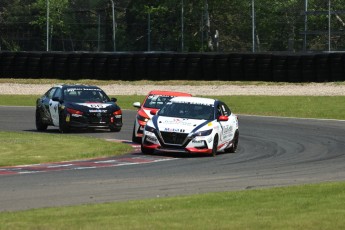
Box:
[63,88,110,103]
[143,95,174,109]
[158,102,215,120]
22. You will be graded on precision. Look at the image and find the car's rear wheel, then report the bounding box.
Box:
[141,144,154,154]
[35,109,48,131]
[225,130,239,153]
[211,135,219,157]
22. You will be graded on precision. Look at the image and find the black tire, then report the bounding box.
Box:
[35,109,48,131]
[141,144,154,154]
[59,112,70,133]
[211,135,218,157]
[225,130,239,153]
[132,126,141,143]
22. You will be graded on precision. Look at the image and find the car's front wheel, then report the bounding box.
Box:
[211,135,219,157]
[132,126,141,143]
[141,144,154,154]
[59,112,70,133]
[35,109,48,131]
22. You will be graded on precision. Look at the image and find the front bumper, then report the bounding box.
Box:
[142,132,213,154]
[64,113,122,129]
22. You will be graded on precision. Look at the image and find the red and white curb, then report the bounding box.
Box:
[0,141,176,176]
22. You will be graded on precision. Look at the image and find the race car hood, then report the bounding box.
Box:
[64,102,119,113]
[152,116,211,134]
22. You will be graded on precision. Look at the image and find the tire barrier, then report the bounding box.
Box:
[228,53,243,81]
[256,54,272,81]
[0,52,16,78]
[146,53,160,81]
[0,51,344,82]
[214,54,230,81]
[173,53,187,80]
[159,53,174,80]
[106,54,121,80]
[26,52,42,79]
[119,53,134,81]
[186,53,201,81]
[272,55,288,82]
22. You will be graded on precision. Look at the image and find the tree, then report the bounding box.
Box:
[30,0,69,50]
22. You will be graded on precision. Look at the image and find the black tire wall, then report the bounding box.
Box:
[0,52,344,82]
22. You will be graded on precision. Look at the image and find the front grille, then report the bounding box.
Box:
[88,113,110,124]
[160,132,188,145]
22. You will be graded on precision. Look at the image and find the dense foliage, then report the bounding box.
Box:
[0,0,344,52]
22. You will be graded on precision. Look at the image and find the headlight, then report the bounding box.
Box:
[144,125,156,133]
[192,129,213,137]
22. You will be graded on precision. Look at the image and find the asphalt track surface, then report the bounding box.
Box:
[1,106,345,212]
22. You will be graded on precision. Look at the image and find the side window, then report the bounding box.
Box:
[221,103,231,116]
[216,104,223,117]
[46,88,57,99]
[53,88,62,99]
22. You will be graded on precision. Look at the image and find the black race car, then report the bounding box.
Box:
[35,84,122,133]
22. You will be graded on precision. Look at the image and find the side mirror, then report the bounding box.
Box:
[52,97,62,103]
[133,102,141,108]
[150,110,157,115]
[218,115,229,121]
[111,98,117,102]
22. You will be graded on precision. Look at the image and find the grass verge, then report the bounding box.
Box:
[1,182,345,229]
[1,95,345,120]
[0,131,133,166]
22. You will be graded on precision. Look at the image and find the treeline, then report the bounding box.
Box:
[1,0,345,52]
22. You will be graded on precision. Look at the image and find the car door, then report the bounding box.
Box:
[49,88,62,126]
[39,87,57,124]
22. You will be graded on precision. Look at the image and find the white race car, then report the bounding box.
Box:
[141,96,239,156]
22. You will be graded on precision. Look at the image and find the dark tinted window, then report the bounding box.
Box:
[143,95,174,109]
[63,87,110,103]
[45,87,57,99]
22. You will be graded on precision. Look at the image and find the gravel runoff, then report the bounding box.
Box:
[0,83,345,96]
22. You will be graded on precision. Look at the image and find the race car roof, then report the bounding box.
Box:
[54,84,101,89]
[170,96,216,106]
[148,90,192,97]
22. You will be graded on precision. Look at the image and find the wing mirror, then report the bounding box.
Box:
[111,98,117,102]
[52,97,62,103]
[218,115,229,121]
[133,102,141,108]
[150,110,157,115]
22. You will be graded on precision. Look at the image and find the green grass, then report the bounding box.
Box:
[1,182,345,230]
[0,131,133,166]
[1,95,345,120]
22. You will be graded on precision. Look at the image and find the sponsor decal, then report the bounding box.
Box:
[79,103,111,109]
[164,128,185,132]
[208,122,213,126]
[89,109,107,113]
[66,114,71,122]
[67,88,102,92]
[146,135,157,142]
[163,119,193,126]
